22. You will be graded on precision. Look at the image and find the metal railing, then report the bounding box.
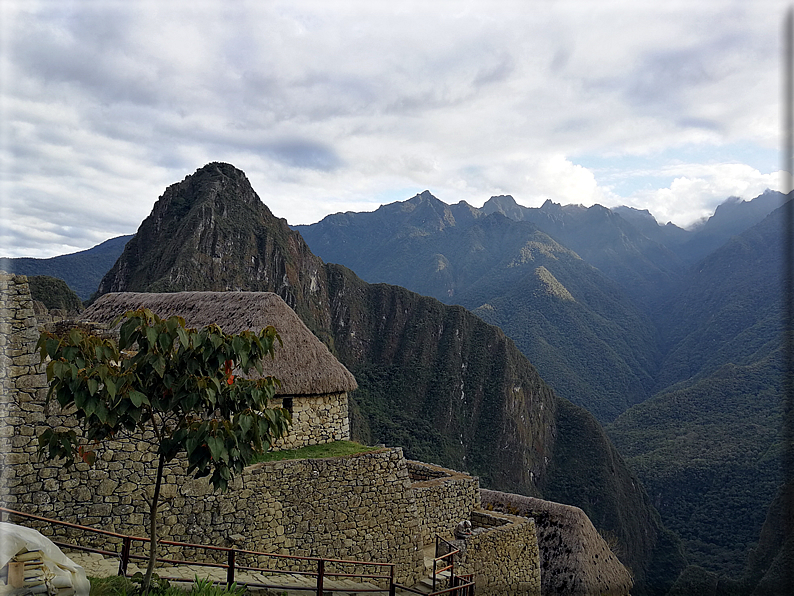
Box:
[0,508,475,596]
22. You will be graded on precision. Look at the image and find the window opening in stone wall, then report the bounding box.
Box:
[283,397,293,415]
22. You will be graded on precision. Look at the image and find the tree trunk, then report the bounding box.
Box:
[142,453,165,594]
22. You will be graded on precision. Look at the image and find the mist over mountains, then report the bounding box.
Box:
[8,163,790,594]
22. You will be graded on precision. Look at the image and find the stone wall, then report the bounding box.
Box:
[407,460,480,545]
[270,393,349,450]
[0,274,553,594]
[459,509,541,596]
[4,427,425,584]
[175,449,425,584]
[0,273,53,502]
[0,274,425,585]
[482,489,633,596]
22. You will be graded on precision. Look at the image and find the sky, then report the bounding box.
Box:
[1,0,790,258]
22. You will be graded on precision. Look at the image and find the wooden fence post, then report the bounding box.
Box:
[227,549,236,585]
[316,558,325,596]
[118,536,132,576]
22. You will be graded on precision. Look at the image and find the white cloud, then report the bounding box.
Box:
[623,163,784,227]
[1,0,790,256]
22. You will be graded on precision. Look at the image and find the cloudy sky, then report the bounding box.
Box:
[1,1,790,258]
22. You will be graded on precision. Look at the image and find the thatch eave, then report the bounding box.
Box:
[81,291,358,397]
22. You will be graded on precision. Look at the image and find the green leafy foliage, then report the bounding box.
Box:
[88,575,137,596]
[37,308,290,490]
[37,308,291,592]
[93,574,247,596]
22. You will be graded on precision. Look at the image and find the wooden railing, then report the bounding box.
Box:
[426,536,474,595]
[0,508,475,595]
[0,507,393,594]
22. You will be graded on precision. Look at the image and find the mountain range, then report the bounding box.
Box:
[8,163,790,594]
[94,162,687,595]
[295,186,789,583]
[0,235,133,300]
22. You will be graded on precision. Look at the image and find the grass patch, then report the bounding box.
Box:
[89,576,137,596]
[89,575,248,596]
[252,440,380,464]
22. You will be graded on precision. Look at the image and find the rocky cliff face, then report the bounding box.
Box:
[96,162,685,595]
[97,162,334,343]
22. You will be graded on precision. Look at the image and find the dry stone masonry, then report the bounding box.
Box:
[270,393,349,449]
[463,510,541,596]
[408,461,540,595]
[407,460,480,545]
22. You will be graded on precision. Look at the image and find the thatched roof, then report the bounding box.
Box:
[82,292,357,397]
[481,489,633,596]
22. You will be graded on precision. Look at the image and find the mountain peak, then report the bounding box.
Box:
[96,162,314,304]
[407,190,440,204]
[482,194,525,220]
[488,194,518,206]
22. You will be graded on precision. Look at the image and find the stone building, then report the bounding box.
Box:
[80,291,357,450]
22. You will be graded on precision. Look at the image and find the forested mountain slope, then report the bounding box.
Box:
[481,195,685,309]
[607,205,787,577]
[298,192,661,422]
[0,234,132,300]
[651,206,783,392]
[297,186,790,585]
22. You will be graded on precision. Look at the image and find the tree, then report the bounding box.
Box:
[36,308,291,593]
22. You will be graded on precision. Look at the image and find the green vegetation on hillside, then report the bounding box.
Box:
[28,275,84,312]
[607,355,783,576]
[544,398,687,596]
[1,235,131,300]
[604,205,788,580]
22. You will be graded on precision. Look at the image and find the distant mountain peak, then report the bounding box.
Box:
[407,190,439,204]
[685,190,786,243]
[613,206,657,221]
[488,194,518,205]
[482,194,524,220]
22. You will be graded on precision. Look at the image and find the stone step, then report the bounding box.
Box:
[419,570,452,591]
